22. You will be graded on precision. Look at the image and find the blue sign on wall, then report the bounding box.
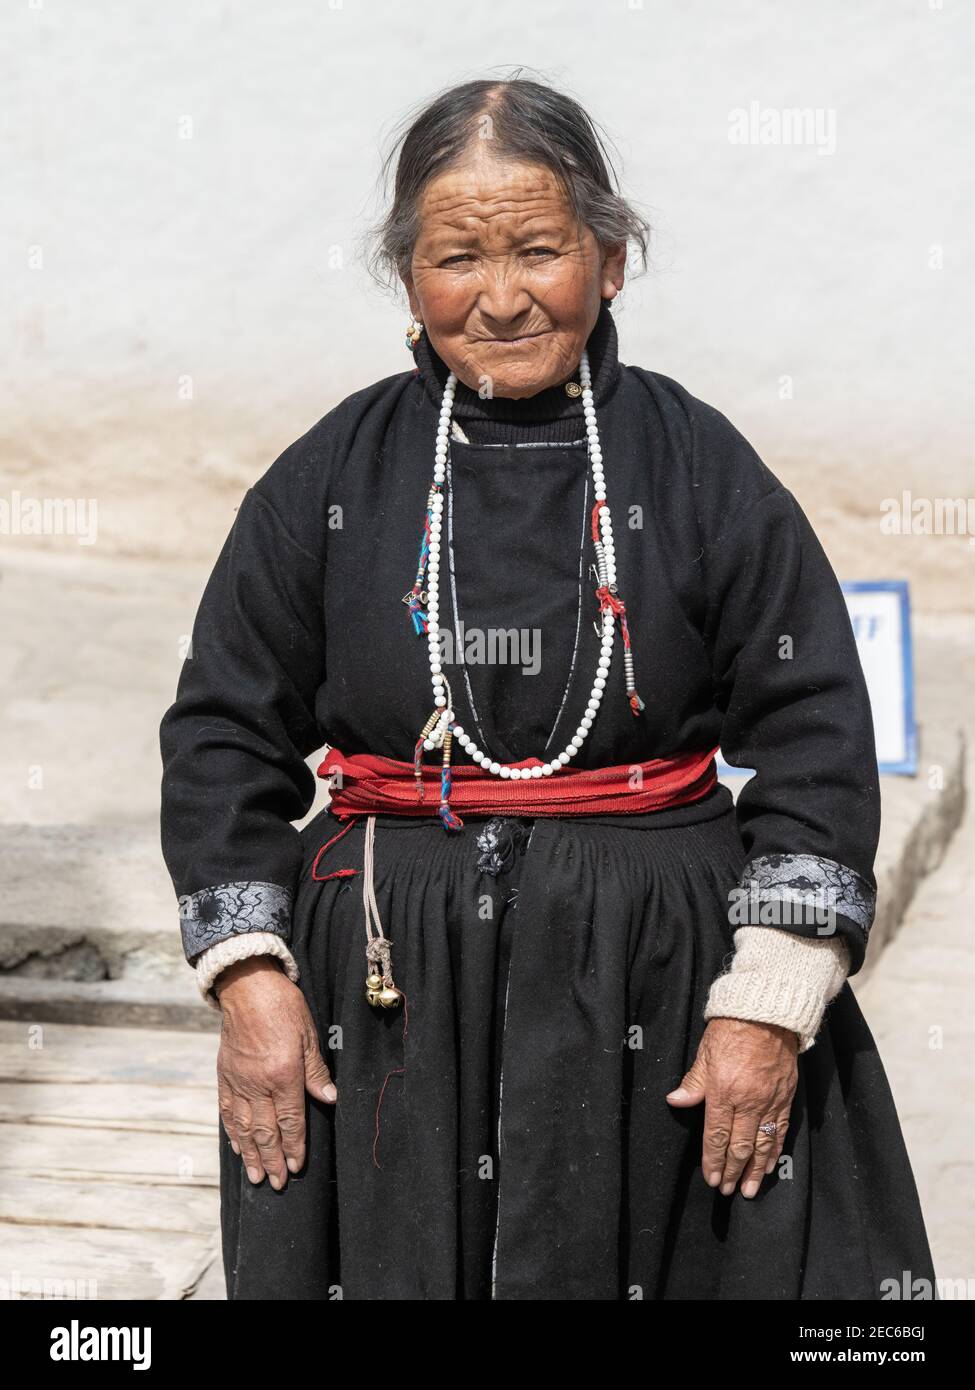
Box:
[718,579,917,777]
[841,580,917,774]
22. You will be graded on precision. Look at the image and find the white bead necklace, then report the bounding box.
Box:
[404,346,644,829]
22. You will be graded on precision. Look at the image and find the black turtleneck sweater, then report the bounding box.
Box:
[410,297,621,444]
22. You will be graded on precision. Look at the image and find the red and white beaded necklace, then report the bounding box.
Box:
[405,346,644,829]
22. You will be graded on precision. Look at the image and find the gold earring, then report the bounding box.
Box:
[405,316,423,351]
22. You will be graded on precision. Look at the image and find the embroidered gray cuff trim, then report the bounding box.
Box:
[177,881,293,962]
[733,853,876,938]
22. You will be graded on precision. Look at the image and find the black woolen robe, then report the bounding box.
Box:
[159,302,935,1299]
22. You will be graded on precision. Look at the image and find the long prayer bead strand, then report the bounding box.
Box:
[405,347,644,828]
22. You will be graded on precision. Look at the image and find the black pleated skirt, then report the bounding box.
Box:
[218,790,936,1300]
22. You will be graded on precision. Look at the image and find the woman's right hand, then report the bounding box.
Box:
[214,956,337,1190]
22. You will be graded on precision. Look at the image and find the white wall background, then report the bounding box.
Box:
[3,0,974,606]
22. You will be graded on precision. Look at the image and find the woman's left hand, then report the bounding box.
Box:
[665,1018,798,1198]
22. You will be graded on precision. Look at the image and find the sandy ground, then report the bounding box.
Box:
[853,616,975,1289]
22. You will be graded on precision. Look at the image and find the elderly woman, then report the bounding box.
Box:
[159,77,935,1300]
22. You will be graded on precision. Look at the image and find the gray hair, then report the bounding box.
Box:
[364,70,652,296]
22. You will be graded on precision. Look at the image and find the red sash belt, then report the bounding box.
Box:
[318,746,720,821]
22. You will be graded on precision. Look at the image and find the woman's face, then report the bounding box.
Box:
[402,144,627,399]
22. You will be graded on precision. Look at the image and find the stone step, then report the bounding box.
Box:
[0,975,219,1032]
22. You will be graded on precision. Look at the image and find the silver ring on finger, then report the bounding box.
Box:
[758,1120,777,1137]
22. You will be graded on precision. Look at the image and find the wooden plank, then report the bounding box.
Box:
[186,1254,227,1300]
[0,1019,218,1086]
[0,1017,227,1300]
[0,1081,217,1133]
[0,1223,218,1301]
[0,1122,219,1185]
[0,1174,218,1234]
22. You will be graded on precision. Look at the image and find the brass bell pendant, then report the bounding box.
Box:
[362,839,404,1010]
[365,975,403,1009]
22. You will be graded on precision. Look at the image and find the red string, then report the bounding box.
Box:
[310,818,358,879]
[596,582,626,616]
[372,992,410,1170]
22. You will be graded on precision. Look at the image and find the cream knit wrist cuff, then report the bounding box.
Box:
[704,926,850,1052]
[194,932,301,1012]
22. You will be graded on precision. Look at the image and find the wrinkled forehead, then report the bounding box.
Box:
[415,154,579,243]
